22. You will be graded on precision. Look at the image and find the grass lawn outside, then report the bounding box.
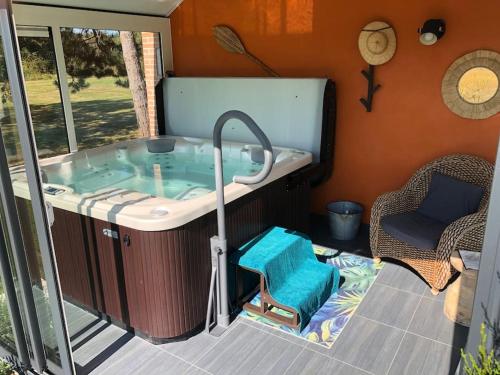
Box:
[0,76,140,164]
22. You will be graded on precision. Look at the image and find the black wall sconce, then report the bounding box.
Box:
[418,19,446,45]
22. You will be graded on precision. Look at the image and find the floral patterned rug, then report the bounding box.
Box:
[238,245,384,349]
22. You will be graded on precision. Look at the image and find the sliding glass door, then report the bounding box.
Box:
[0,2,169,373]
[0,204,28,363]
[0,0,74,373]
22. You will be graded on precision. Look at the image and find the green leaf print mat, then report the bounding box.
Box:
[238,245,384,348]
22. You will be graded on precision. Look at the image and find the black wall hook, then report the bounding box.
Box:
[360,64,381,112]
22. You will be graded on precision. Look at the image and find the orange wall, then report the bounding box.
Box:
[170,0,500,222]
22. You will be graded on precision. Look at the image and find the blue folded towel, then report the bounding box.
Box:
[233,227,340,330]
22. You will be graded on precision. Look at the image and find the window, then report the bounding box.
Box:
[2,26,69,165]
[0,34,21,165]
[18,26,69,159]
[61,28,161,150]
[9,4,170,159]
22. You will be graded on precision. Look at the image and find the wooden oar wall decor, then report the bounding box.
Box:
[212,25,279,77]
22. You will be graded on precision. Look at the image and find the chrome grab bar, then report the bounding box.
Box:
[213,110,273,185]
[206,110,273,332]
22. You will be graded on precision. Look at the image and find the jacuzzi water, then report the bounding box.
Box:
[11,136,312,231]
[44,151,263,201]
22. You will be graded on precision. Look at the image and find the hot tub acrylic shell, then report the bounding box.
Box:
[12,136,312,232]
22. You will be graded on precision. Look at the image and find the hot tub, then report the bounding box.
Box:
[13,136,311,231]
[12,136,312,342]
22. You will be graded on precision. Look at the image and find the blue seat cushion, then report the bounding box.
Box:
[416,172,484,224]
[381,211,448,250]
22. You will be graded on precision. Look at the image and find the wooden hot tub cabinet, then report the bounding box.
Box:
[19,174,310,342]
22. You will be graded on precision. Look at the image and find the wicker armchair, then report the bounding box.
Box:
[370,154,494,295]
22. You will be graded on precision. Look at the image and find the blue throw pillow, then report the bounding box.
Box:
[416,172,484,225]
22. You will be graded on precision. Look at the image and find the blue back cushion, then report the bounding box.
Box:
[416,172,484,224]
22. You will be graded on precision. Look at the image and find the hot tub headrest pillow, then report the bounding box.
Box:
[250,147,280,164]
[146,138,176,153]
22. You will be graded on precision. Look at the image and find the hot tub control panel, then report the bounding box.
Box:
[44,186,65,196]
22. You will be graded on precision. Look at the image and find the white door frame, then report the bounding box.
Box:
[465,137,500,371]
[0,1,75,372]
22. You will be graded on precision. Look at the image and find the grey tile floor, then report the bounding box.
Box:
[72,261,467,375]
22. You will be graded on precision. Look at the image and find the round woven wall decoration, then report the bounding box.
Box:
[442,50,500,119]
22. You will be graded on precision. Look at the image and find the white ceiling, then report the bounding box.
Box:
[13,0,184,16]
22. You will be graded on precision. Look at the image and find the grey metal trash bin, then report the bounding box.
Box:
[326,201,364,241]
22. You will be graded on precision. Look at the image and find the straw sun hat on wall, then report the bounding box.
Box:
[358,21,397,66]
